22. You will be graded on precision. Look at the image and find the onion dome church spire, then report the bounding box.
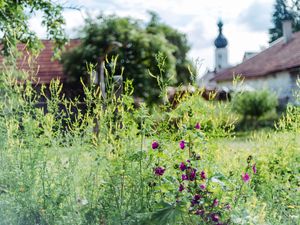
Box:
[214,19,229,71]
[214,20,228,48]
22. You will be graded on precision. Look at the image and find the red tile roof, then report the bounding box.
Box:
[0,39,81,83]
[213,31,300,82]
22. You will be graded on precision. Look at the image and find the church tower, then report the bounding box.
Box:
[214,20,228,71]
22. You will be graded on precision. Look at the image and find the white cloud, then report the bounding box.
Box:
[29,0,275,72]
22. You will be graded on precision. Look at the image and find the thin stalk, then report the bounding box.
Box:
[139,118,144,210]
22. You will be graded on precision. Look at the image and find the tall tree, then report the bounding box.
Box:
[63,13,197,104]
[62,15,177,104]
[0,0,67,57]
[146,11,196,84]
[269,0,300,42]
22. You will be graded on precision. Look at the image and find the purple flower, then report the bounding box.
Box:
[195,122,201,129]
[151,141,159,149]
[195,209,205,216]
[191,195,201,206]
[182,174,188,181]
[200,184,206,190]
[211,213,219,222]
[154,167,165,176]
[242,172,250,182]
[194,194,201,201]
[179,140,185,149]
[225,204,231,210]
[200,171,206,179]
[213,198,219,207]
[178,183,184,192]
[189,169,197,181]
[179,162,187,171]
[252,163,257,174]
[186,159,191,163]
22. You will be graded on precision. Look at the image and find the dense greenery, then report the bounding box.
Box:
[232,90,278,121]
[62,13,195,104]
[269,0,300,42]
[0,0,67,57]
[0,60,299,224]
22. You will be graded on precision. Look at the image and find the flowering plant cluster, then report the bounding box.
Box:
[150,122,258,224]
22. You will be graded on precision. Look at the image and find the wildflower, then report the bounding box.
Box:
[182,174,188,181]
[195,209,204,216]
[211,213,219,222]
[179,162,187,171]
[194,194,201,201]
[252,163,257,174]
[213,198,219,207]
[195,122,201,129]
[191,195,201,206]
[186,159,191,163]
[189,169,197,181]
[200,184,206,190]
[152,141,159,149]
[200,171,206,179]
[178,184,184,192]
[154,167,165,176]
[225,204,231,210]
[179,140,185,149]
[242,172,250,182]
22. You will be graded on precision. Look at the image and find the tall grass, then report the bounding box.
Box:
[0,59,299,224]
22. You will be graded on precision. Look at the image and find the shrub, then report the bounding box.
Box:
[232,90,278,120]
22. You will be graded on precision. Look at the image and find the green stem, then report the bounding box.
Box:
[139,119,144,210]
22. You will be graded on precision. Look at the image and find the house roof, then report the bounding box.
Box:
[213,31,300,82]
[0,39,81,83]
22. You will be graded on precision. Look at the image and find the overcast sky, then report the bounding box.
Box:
[31,0,275,74]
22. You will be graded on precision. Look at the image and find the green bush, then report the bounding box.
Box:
[232,90,278,120]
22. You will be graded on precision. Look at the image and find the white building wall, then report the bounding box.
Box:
[217,71,296,103]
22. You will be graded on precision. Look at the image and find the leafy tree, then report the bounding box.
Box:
[0,0,67,57]
[269,0,300,42]
[146,11,196,84]
[62,14,192,104]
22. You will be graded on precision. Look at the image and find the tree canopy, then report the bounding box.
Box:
[62,14,195,104]
[0,0,67,57]
[269,0,300,42]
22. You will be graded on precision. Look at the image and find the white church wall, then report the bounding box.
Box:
[217,71,295,102]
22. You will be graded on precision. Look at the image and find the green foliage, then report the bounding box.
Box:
[146,11,195,84]
[269,0,300,42]
[0,0,67,57]
[232,90,278,120]
[62,13,195,104]
[0,59,299,224]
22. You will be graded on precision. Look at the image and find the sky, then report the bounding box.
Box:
[30,0,275,75]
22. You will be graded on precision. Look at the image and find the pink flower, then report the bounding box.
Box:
[213,198,219,207]
[242,172,250,182]
[195,122,201,129]
[200,184,206,190]
[179,140,185,149]
[151,141,159,149]
[252,164,257,174]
